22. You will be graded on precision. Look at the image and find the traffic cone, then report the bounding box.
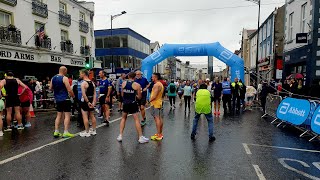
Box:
[29,104,36,118]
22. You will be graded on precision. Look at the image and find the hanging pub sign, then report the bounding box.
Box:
[296,33,308,43]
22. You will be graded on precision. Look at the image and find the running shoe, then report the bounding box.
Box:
[138,136,149,144]
[79,131,91,137]
[151,134,163,141]
[63,132,75,138]
[191,134,196,140]
[217,111,221,116]
[98,115,103,119]
[89,128,97,136]
[0,131,3,137]
[209,136,216,142]
[17,125,24,130]
[103,120,110,127]
[25,122,32,128]
[4,126,12,132]
[214,111,217,115]
[140,120,147,127]
[53,131,62,138]
[117,134,123,142]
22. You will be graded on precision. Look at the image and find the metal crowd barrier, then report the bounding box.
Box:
[264,94,320,142]
[263,94,282,120]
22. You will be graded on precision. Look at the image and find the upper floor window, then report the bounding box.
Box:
[0,11,12,26]
[59,2,67,13]
[301,3,307,33]
[35,21,45,33]
[80,36,86,47]
[289,12,294,41]
[61,30,68,41]
[80,12,85,21]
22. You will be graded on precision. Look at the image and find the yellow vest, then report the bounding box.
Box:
[150,82,164,108]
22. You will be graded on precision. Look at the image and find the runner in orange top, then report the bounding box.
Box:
[149,73,164,141]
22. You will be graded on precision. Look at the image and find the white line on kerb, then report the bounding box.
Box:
[242,143,252,155]
[253,164,266,180]
[0,107,151,166]
[246,143,320,153]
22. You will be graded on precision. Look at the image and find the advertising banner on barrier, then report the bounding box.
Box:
[276,97,311,125]
[311,106,320,135]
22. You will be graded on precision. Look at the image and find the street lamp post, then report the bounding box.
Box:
[110,11,126,74]
[246,0,260,86]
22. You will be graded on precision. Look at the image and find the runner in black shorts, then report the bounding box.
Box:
[212,77,223,116]
[50,66,75,138]
[79,69,97,137]
[116,72,149,144]
[98,70,112,126]
[134,71,149,126]
[0,72,27,131]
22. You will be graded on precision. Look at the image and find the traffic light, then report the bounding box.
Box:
[85,57,91,69]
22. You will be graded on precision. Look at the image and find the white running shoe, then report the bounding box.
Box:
[89,129,97,136]
[138,136,149,144]
[0,131,3,137]
[80,131,91,137]
[117,134,123,142]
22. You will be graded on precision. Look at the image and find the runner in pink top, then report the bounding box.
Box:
[18,85,33,128]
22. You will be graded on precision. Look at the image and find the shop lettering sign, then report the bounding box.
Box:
[71,59,84,66]
[0,50,34,61]
[51,56,62,62]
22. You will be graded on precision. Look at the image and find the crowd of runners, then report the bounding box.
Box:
[0,66,260,143]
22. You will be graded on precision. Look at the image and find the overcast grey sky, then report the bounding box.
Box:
[92,0,285,71]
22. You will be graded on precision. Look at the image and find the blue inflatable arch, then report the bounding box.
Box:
[141,42,244,82]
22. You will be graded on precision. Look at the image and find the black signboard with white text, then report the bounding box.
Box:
[296,33,308,43]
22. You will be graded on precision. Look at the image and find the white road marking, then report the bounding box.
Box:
[313,162,320,171]
[0,107,151,165]
[246,143,320,153]
[242,143,252,155]
[252,164,266,180]
[278,158,320,180]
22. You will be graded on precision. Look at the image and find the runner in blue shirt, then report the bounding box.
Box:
[98,70,112,126]
[134,70,149,126]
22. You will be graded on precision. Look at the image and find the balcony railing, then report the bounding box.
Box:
[32,0,48,18]
[79,20,89,33]
[0,0,17,6]
[59,11,71,27]
[61,41,73,54]
[0,26,22,45]
[80,46,90,56]
[35,35,51,50]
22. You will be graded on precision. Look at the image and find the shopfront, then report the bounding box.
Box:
[0,46,99,80]
[283,44,311,85]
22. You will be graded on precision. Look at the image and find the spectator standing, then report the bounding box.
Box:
[231,78,243,114]
[222,77,232,115]
[183,80,193,113]
[212,77,222,116]
[167,80,177,109]
[116,73,126,112]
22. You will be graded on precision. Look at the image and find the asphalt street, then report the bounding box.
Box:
[0,102,320,180]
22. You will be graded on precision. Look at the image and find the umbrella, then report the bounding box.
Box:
[287,73,304,79]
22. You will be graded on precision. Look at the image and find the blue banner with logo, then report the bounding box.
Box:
[311,105,320,135]
[276,97,311,125]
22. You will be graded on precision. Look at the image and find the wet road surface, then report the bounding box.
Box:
[0,102,320,180]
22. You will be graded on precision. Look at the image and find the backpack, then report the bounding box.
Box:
[169,84,176,93]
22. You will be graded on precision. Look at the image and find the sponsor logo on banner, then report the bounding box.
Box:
[276,97,311,125]
[310,106,320,135]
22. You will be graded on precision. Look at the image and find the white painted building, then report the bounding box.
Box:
[176,59,181,79]
[284,0,311,53]
[150,41,168,77]
[0,0,99,79]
